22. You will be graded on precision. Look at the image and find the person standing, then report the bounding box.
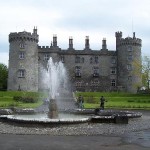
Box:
[100,96,106,110]
[78,95,84,109]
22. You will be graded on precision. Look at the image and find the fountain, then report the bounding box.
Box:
[48,99,58,119]
[46,57,63,119]
[0,57,143,125]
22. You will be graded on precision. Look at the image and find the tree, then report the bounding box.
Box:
[142,56,150,89]
[0,63,8,90]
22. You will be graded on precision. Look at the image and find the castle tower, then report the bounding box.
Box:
[8,28,39,91]
[116,32,142,93]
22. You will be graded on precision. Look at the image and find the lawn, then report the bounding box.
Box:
[1,91,150,110]
[75,92,150,110]
[0,91,47,108]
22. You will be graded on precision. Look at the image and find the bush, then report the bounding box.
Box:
[13,96,22,102]
[13,96,38,103]
[22,97,38,103]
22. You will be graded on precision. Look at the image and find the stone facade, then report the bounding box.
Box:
[8,28,142,93]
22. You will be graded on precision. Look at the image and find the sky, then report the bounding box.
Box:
[0,0,150,66]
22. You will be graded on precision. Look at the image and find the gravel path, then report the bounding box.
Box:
[0,110,150,136]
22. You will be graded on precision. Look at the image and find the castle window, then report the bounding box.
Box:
[19,52,25,59]
[111,79,116,86]
[18,69,25,78]
[128,51,132,56]
[111,57,116,64]
[75,56,80,63]
[93,67,99,77]
[75,81,82,87]
[19,42,25,49]
[127,55,132,61]
[61,55,65,63]
[75,66,81,77]
[93,80,99,86]
[127,64,132,70]
[128,76,132,81]
[44,54,49,61]
[82,57,84,63]
[127,46,132,51]
[95,56,98,63]
[90,81,94,86]
[111,67,116,74]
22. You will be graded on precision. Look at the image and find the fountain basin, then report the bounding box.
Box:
[0,112,90,125]
[0,109,142,125]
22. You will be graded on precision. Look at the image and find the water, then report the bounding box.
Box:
[16,57,79,121]
[8,113,90,122]
[46,57,69,99]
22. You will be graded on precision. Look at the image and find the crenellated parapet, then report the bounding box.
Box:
[9,31,39,43]
[115,31,122,39]
[38,46,50,49]
[116,32,142,47]
[117,37,142,47]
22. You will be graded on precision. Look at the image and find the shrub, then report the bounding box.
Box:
[13,96,22,102]
[22,97,38,103]
[13,96,38,103]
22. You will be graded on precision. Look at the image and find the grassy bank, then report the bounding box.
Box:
[75,92,150,110]
[0,91,47,108]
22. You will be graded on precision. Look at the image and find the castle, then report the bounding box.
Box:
[7,27,142,93]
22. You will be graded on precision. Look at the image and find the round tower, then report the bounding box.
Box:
[116,32,142,93]
[8,27,39,91]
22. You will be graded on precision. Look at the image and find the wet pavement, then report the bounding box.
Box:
[0,134,149,150]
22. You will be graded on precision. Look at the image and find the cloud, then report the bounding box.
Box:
[0,0,150,66]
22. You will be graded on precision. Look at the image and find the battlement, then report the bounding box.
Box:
[115,31,122,38]
[117,37,142,47]
[9,31,39,43]
[38,46,50,49]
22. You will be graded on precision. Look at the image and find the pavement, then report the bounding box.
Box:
[0,134,149,150]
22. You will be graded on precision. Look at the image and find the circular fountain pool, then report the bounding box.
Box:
[0,109,142,125]
[1,112,90,124]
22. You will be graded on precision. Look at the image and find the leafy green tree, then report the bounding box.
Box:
[142,56,150,89]
[0,63,8,90]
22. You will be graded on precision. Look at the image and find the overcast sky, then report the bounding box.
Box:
[0,0,150,65]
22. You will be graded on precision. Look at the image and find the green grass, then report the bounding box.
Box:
[76,92,150,110]
[0,91,47,108]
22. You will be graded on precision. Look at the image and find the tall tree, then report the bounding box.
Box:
[0,63,8,90]
[142,56,150,89]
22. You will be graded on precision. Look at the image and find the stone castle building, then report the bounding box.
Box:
[8,27,142,93]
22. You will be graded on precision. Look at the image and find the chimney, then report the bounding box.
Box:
[33,26,37,35]
[53,34,57,47]
[133,32,136,38]
[85,36,90,49]
[69,36,73,49]
[102,38,107,50]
